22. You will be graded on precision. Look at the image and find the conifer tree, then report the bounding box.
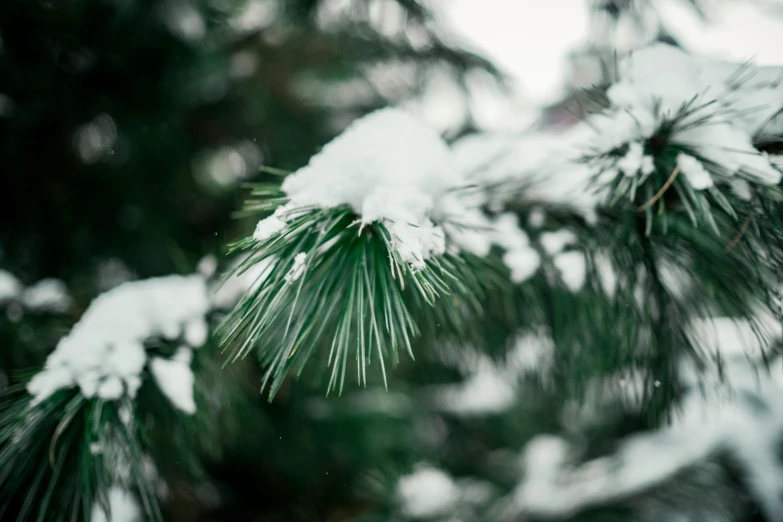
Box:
[2,1,783,521]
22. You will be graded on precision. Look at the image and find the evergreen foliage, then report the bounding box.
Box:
[2,1,783,521]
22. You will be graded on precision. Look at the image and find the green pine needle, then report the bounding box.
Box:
[218,204,487,399]
[0,389,163,522]
[588,97,780,237]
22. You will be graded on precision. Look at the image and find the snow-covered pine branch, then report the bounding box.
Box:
[220,108,561,398]
[0,274,222,522]
[368,311,783,522]
[451,44,783,234]
[222,41,783,400]
[253,109,455,271]
[508,315,783,521]
[575,44,783,234]
[251,108,545,276]
[27,274,209,413]
[290,42,783,522]
[438,45,783,399]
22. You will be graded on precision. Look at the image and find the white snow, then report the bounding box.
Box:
[435,357,517,416]
[578,102,656,153]
[641,155,655,176]
[440,205,494,257]
[594,254,617,298]
[183,318,209,347]
[248,107,607,283]
[27,275,208,413]
[434,332,553,416]
[91,486,143,522]
[613,44,783,136]
[539,230,577,256]
[490,213,541,284]
[528,209,545,229]
[196,255,218,278]
[509,314,783,520]
[584,44,783,187]
[617,142,654,177]
[284,252,307,284]
[96,376,125,401]
[254,108,558,278]
[397,466,460,518]
[452,132,558,187]
[681,314,783,400]
[0,272,73,313]
[451,132,600,219]
[503,248,541,284]
[259,108,460,271]
[553,251,587,293]
[443,209,516,264]
[150,348,196,415]
[730,178,753,201]
[686,315,783,361]
[507,331,555,377]
[536,229,586,293]
[252,207,287,241]
[439,46,782,244]
[676,123,780,185]
[513,357,783,520]
[21,278,73,313]
[677,153,713,190]
[0,270,22,304]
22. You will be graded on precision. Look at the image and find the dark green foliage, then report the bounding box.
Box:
[219,200,493,398]
[0,0,504,519]
[0,335,266,522]
[0,0,498,287]
[589,97,768,235]
[0,388,161,521]
[3,0,783,520]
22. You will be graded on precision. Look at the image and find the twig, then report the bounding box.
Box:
[725,217,751,253]
[637,164,681,212]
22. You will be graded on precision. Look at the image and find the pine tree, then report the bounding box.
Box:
[3,1,783,521]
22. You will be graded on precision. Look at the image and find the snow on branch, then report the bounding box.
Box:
[228,45,783,404]
[0,267,260,522]
[254,108,456,271]
[580,44,783,192]
[450,44,783,231]
[507,315,783,520]
[27,275,210,414]
[0,269,73,316]
[227,109,580,396]
[91,486,143,522]
[251,108,544,281]
[396,464,495,521]
[450,131,600,221]
[432,332,554,416]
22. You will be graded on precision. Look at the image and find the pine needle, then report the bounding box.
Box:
[218,204,487,398]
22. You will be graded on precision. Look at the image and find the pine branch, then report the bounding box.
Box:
[218,203,491,398]
[0,389,161,522]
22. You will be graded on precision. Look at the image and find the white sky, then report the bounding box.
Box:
[442,0,590,105]
[441,0,783,105]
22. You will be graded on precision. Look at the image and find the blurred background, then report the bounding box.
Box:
[2,0,783,520]
[5,0,783,289]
